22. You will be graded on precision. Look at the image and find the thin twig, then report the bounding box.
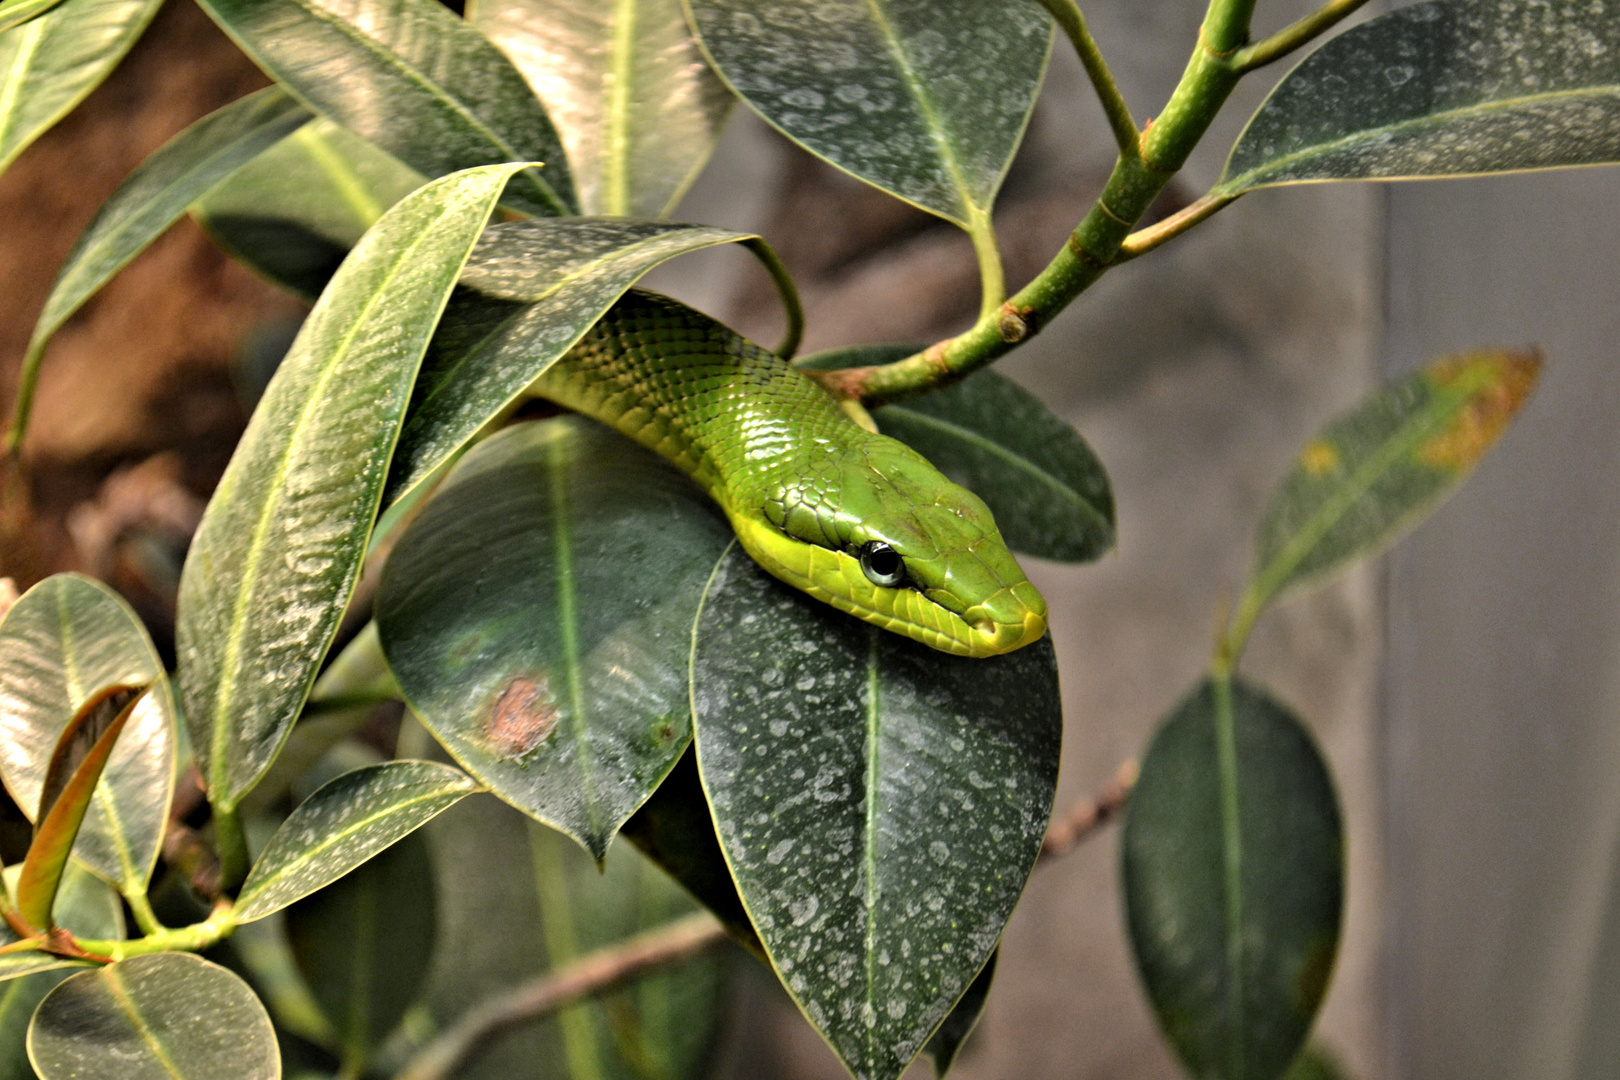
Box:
[1040,758,1139,860]
[1114,193,1237,263]
[394,763,1139,1080]
[395,911,727,1080]
[1232,0,1374,72]
[1037,0,1139,156]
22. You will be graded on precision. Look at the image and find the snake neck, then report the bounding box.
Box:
[531,290,864,515]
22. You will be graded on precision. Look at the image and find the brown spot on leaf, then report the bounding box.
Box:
[1300,440,1339,477]
[1421,349,1543,471]
[486,676,559,759]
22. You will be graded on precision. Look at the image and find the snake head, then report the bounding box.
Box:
[738,437,1048,657]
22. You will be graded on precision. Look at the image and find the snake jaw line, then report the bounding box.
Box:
[730,515,1045,658]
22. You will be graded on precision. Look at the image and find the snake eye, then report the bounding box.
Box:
[858,541,907,587]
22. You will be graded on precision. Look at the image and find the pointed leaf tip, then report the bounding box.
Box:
[1247,346,1541,613]
[17,686,147,930]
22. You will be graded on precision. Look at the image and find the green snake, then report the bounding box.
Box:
[528,289,1047,658]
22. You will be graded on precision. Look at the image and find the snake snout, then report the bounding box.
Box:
[966,582,1048,656]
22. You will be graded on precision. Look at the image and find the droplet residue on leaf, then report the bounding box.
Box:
[486,675,559,758]
[1420,348,1543,471]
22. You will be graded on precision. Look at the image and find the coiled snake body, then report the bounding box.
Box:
[532,290,1047,658]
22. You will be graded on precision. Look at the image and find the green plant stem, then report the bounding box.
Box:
[1201,0,1257,56]
[812,43,1243,405]
[1115,192,1237,262]
[1233,0,1375,72]
[73,903,237,961]
[213,804,250,896]
[125,889,165,937]
[1035,0,1138,155]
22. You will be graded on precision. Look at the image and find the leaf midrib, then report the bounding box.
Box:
[548,429,604,842]
[238,782,466,915]
[859,0,977,223]
[104,965,186,1079]
[603,0,639,215]
[860,630,882,1063]
[1224,83,1620,192]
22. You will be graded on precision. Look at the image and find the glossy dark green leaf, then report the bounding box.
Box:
[692,546,1061,1080]
[1245,349,1540,615]
[195,0,574,217]
[0,0,162,179]
[7,88,309,451]
[0,574,175,897]
[16,686,144,929]
[1123,677,1343,1080]
[472,0,733,217]
[286,828,435,1067]
[236,761,478,922]
[0,865,123,985]
[1219,0,1620,194]
[800,346,1113,562]
[622,748,762,958]
[684,0,1051,227]
[0,0,65,34]
[418,790,726,1080]
[194,118,424,300]
[177,163,527,811]
[27,953,278,1080]
[385,220,763,510]
[379,418,731,857]
[923,951,995,1077]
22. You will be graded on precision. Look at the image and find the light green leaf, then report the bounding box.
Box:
[0,864,123,985]
[801,345,1114,562]
[7,87,310,452]
[418,791,726,1080]
[1219,0,1620,194]
[194,118,425,300]
[236,761,477,922]
[385,221,769,511]
[27,953,278,1080]
[0,0,65,35]
[195,0,574,217]
[0,0,162,179]
[684,0,1051,226]
[379,418,730,857]
[1242,349,1541,622]
[0,574,175,897]
[16,685,145,929]
[287,828,436,1068]
[176,162,529,811]
[1122,676,1343,1080]
[692,546,1061,1080]
[472,0,733,218]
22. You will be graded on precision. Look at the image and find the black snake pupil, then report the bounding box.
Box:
[860,542,905,586]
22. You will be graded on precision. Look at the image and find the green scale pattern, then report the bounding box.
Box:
[532,290,1047,657]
